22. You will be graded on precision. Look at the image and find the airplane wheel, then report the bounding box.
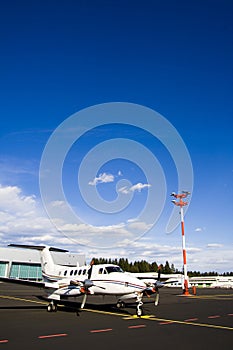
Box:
[47,304,53,312]
[47,303,57,312]
[52,303,57,312]
[116,301,125,309]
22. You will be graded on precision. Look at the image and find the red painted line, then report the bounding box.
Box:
[90,328,113,334]
[128,325,146,329]
[208,315,220,319]
[38,333,68,339]
[184,318,198,322]
[0,340,8,343]
[159,321,174,325]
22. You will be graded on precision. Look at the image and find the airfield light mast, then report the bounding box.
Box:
[171,191,190,295]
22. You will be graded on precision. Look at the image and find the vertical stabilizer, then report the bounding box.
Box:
[40,247,56,281]
[8,244,68,282]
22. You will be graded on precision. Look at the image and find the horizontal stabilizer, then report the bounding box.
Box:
[8,244,68,253]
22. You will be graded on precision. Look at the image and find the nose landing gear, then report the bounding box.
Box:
[136,293,143,317]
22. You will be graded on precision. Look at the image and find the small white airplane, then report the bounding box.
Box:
[0,244,167,317]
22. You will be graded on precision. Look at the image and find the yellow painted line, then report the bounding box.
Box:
[147,317,233,331]
[84,308,233,331]
[184,294,233,298]
[123,315,155,320]
[197,294,233,297]
[122,316,140,320]
[1,295,232,331]
[0,294,47,305]
[83,308,156,319]
[83,308,129,318]
[188,295,233,300]
[122,315,155,320]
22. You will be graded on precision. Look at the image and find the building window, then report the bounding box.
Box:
[10,263,42,281]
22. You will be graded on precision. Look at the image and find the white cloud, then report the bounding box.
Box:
[50,200,67,208]
[88,172,115,186]
[118,186,129,194]
[128,221,153,231]
[195,227,202,232]
[0,185,36,213]
[0,184,232,273]
[207,243,223,248]
[118,182,151,194]
[130,183,151,192]
[0,184,57,244]
[127,218,137,223]
[186,245,233,272]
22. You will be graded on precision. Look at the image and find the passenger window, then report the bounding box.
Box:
[70,270,73,276]
[78,270,82,275]
[64,270,67,276]
[99,268,103,274]
[83,269,86,275]
[74,270,77,276]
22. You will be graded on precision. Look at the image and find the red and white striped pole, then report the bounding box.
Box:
[171,191,190,295]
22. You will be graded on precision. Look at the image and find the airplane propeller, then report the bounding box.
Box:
[81,293,87,309]
[80,278,106,309]
[154,290,159,306]
[152,267,178,305]
[144,266,162,306]
[72,260,106,310]
[154,266,161,306]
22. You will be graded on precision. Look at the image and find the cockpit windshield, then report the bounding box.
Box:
[105,266,124,274]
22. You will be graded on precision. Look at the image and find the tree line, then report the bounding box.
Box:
[92,257,233,276]
[92,257,174,273]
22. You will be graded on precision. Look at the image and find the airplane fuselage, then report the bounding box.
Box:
[43,264,147,296]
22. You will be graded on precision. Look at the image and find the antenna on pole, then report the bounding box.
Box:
[171,191,190,295]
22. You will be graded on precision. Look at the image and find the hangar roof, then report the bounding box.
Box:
[0,246,86,267]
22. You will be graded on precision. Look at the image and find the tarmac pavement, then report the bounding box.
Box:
[0,282,232,350]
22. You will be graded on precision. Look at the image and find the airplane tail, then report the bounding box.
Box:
[8,244,68,282]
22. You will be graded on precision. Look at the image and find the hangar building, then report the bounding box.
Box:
[0,246,86,281]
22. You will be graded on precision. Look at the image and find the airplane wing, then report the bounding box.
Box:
[0,276,85,301]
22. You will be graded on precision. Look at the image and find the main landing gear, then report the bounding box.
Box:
[116,293,143,317]
[116,301,125,309]
[47,301,57,312]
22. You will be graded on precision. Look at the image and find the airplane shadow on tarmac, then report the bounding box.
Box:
[0,293,154,316]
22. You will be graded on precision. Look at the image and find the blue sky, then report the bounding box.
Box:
[0,0,232,272]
